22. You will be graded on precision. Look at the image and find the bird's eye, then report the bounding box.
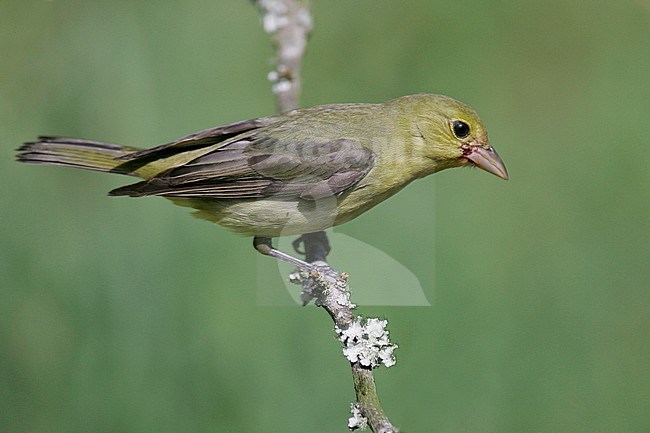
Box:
[452,120,471,139]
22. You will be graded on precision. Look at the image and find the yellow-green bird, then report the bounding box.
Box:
[16,94,507,266]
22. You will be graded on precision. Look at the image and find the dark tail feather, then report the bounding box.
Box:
[16,136,142,176]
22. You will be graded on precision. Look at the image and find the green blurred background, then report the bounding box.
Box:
[1,1,649,431]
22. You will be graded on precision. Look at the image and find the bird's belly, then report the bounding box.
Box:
[168,177,408,237]
[169,197,347,237]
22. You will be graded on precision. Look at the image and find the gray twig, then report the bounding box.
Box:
[255,0,312,112]
[255,1,399,431]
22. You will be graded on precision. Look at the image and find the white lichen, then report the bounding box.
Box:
[258,0,290,33]
[336,317,397,368]
[267,70,279,82]
[348,403,368,430]
[272,78,292,94]
[336,290,356,309]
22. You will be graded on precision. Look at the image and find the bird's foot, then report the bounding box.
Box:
[291,231,331,263]
[254,235,340,306]
[288,262,344,306]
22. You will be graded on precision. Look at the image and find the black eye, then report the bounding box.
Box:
[452,120,471,139]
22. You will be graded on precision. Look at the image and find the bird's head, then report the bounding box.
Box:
[400,94,508,180]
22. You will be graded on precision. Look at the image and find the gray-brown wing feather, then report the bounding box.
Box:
[109,136,376,200]
[115,118,266,162]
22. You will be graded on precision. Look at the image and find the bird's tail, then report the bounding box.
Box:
[16,136,142,176]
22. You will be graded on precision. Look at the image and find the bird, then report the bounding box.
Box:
[16,93,508,268]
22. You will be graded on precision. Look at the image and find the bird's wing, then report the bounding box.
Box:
[109,135,376,200]
[116,118,267,162]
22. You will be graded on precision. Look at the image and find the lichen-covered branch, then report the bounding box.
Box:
[255,1,399,431]
[291,266,399,432]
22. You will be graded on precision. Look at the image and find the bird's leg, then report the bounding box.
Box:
[292,231,331,263]
[253,236,312,269]
[258,233,338,306]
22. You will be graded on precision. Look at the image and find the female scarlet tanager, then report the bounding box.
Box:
[17,94,508,267]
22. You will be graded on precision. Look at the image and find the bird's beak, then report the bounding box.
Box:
[463,144,509,180]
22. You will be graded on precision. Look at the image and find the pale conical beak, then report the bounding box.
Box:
[464,145,509,180]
